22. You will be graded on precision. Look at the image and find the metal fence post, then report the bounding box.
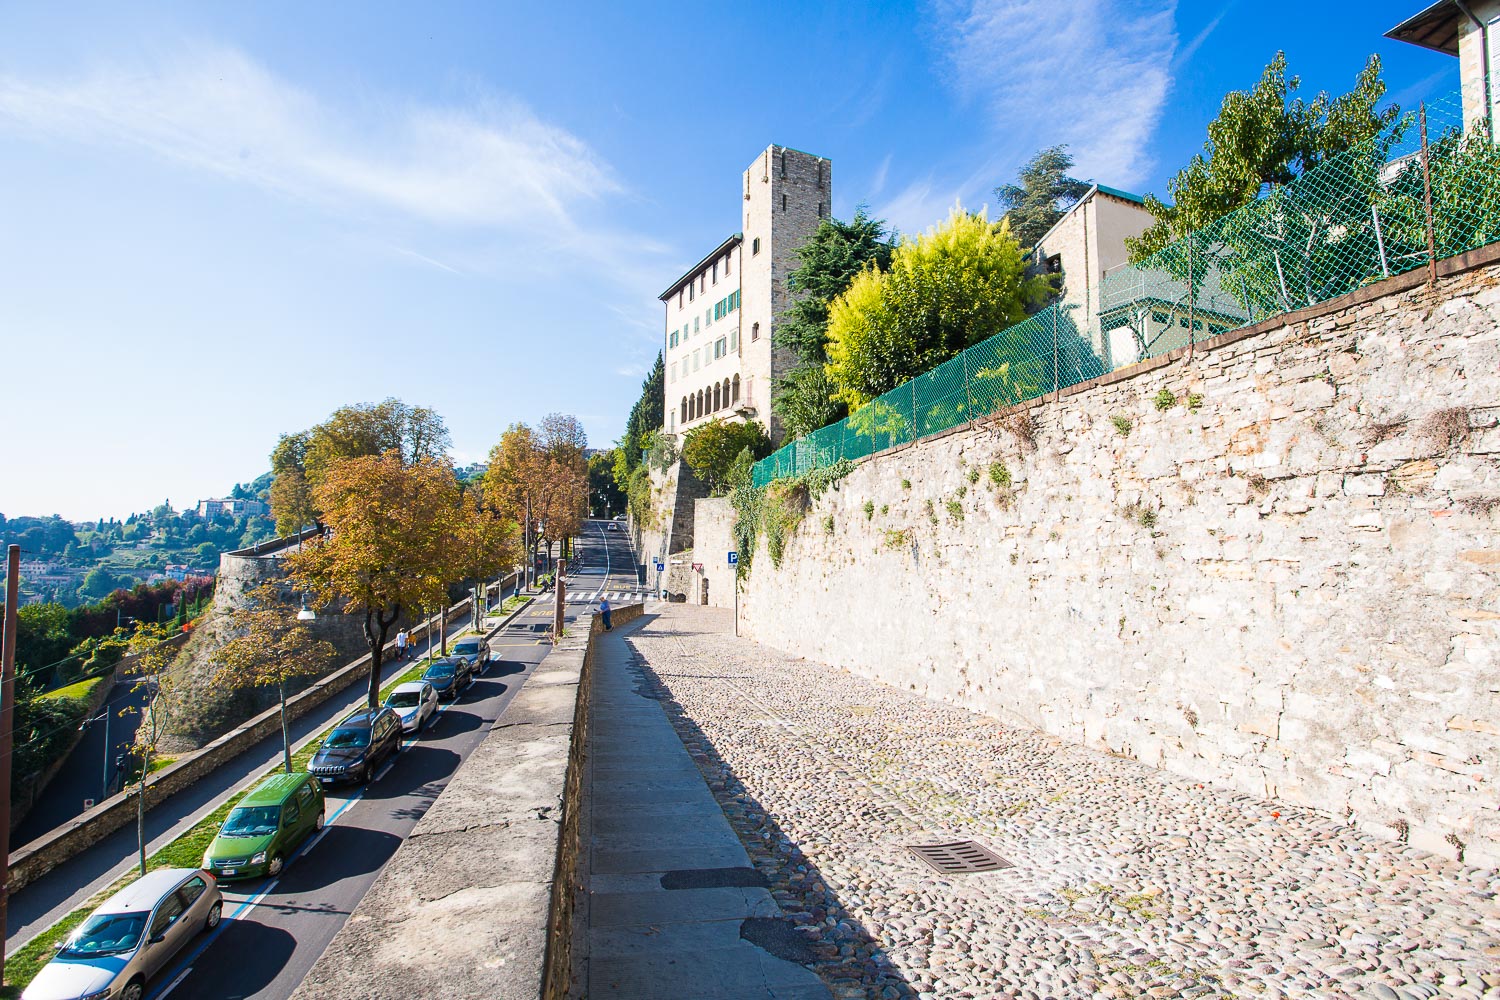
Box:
[1419,103,1438,286]
[1371,203,1391,278]
[962,350,975,424]
[1187,231,1196,363]
[1051,306,1060,401]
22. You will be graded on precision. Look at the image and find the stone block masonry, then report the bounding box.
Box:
[734,245,1500,866]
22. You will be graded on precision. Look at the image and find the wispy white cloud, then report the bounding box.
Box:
[867,153,893,200]
[932,0,1178,189]
[0,44,635,256]
[1173,3,1232,69]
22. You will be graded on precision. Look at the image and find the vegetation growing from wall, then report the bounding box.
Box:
[730,459,855,575]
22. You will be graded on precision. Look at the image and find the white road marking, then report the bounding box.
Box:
[156,966,192,999]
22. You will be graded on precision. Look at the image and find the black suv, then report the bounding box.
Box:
[448,637,490,672]
[423,656,474,700]
[309,708,402,785]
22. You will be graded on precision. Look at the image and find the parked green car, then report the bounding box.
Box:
[201,772,325,881]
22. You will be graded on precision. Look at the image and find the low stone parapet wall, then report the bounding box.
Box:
[289,603,645,1000]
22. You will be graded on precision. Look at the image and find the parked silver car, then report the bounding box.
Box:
[383,680,439,733]
[24,867,222,1000]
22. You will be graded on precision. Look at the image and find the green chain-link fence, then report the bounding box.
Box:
[754,93,1499,487]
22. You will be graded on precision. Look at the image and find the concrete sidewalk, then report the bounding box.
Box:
[573,615,831,1000]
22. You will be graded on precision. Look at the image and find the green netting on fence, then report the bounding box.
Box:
[753,93,1498,488]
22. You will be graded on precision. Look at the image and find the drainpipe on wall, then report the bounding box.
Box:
[1455,0,1496,142]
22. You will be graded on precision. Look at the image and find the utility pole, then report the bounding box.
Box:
[552,558,566,642]
[2,544,21,984]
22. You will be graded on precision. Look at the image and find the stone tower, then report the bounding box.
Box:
[739,145,831,441]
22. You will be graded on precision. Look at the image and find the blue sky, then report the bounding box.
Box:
[1,0,1458,520]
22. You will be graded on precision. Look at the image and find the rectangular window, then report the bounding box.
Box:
[678,290,683,308]
[670,362,677,382]
[725,254,731,275]
[669,330,678,348]
[706,309,712,327]
[712,262,718,284]
[782,193,788,211]
[715,338,726,359]
[689,283,694,302]
[693,349,700,371]
[694,317,699,333]
[729,330,738,351]
[752,237,760,255]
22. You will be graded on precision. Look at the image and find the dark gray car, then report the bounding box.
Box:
[308,708,402,785]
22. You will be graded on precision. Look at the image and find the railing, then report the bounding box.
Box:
[754,92,1498,486]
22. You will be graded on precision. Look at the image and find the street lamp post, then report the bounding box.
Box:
[79,707,112,802]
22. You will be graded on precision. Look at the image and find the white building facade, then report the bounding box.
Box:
[660,145,830,441]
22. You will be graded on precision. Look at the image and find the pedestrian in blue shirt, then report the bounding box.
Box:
[600,598,612,631]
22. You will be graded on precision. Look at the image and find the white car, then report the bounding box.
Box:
[383,681,439,733]
[24,868,222,1000]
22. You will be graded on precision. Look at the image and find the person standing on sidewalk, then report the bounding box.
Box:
[600,598,612,632]
[395,628,409,660]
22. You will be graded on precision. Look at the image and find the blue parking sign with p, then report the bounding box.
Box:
[727,551,738,565]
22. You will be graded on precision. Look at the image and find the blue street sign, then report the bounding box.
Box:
[727,551,738,565]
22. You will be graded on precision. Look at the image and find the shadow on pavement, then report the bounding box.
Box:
[170,918,297,998]
[278,824,404,891]
[620,624,917,999]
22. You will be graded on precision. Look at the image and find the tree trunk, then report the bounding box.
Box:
[279,678,291,773]
[137,744,150,876]
[364,604,400,709]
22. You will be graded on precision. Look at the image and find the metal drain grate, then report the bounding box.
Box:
[907,840,1012,874]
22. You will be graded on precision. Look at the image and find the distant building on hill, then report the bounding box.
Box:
[659,144,831,442]
[196,498,268,518]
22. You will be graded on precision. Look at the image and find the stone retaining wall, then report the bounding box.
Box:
[735,244,1500,866]
[8,590,493,896]
[288,603,645,1000]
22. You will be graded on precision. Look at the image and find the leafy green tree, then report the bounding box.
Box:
[1126,52,1400,262]
[613,353,665,492]
[15,603,73,682]
[682,419,773,495]
[588,450,626,517]
[79,567,120,601]
[825,209,1049,409]
[995,146,1093,250]
[773,210,895,440]
[271,399,451,533]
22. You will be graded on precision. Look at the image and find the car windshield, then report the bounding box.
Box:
[386,691,421,709]
[323,728,370,749]
[221,805,280,837]
[452,641,478,654]
[62,911,148,957]
[426,664,455,678]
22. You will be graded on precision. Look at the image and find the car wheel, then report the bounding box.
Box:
[357,763,370,784]
[268,854,285,876]
[204,900,223,932]
[120,978,146,1000]
[315,810,326,831]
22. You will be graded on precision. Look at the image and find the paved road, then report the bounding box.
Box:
[6,610,476,949]
[141,526,637,1000]
[13,679,149,847]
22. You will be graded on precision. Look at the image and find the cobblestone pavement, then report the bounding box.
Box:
[624,605,1500,1000]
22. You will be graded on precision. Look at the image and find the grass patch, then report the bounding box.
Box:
[39,677,107,702]
[1111,414,1133,437]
